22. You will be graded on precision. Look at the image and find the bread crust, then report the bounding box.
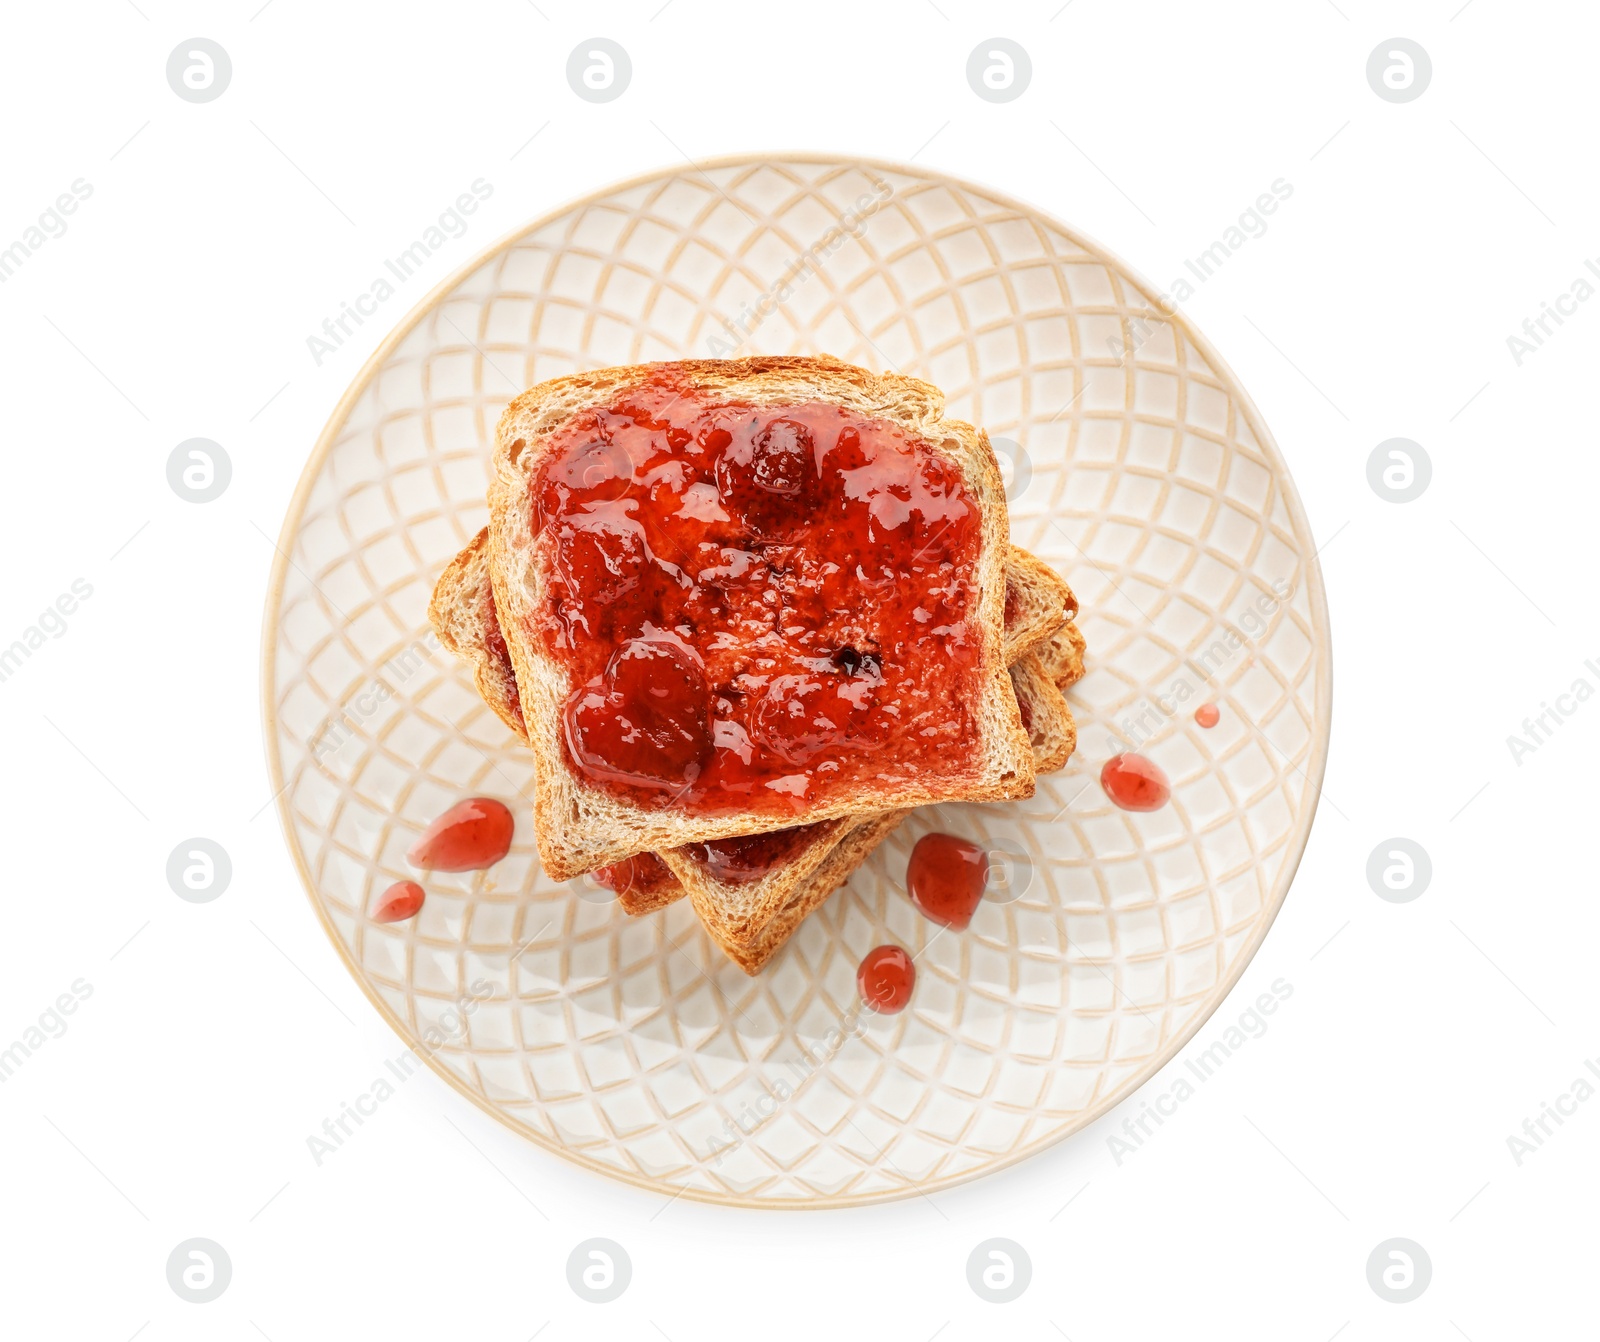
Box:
[1010,653,1076,774]
[428,529,525,738]
[486,356,1037,880]
[1038,621,1087,690]
[1003,548,1076,662]
[705,811,911,975]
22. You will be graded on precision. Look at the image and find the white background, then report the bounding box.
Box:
[1,1,1594,1337]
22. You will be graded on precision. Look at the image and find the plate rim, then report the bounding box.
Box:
[259,152,1334,1210]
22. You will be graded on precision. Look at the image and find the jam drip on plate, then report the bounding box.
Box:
[407,798,515,871]
[906,832,990,929]
[372,880,425,923]
[1100,754,1171,812]
[858,945,915,1013]
[531,375,986,816]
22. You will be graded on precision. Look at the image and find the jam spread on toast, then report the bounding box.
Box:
[487,577,826,885]
[530,375,986,816]
[592,850,674,894]
[680,824,822,885]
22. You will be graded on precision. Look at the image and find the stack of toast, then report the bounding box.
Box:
[429,356,1084,974]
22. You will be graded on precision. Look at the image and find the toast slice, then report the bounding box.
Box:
[430,528,1077,925]
[587,850,683,915]
[429,528,525,738]
[1004,547,1077,661]
[1038,621,1087,690]
[707,652,1077,974]
[486,356,1037,880]
[717,811,909,975]
[1011,652,1077,772]
[429,528,1074,743]
[665,652,1077,947]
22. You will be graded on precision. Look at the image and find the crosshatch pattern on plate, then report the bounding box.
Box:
[266,157,1328,1206]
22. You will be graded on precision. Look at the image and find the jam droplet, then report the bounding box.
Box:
[857,944,915,1013]
[906,832,990,929]
[1101,753,1171,812]
[406,798,514,871]
[372,880,425,923]
[1195,703,1220,728]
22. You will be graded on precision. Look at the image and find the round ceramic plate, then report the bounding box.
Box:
[264,155,1330,1208]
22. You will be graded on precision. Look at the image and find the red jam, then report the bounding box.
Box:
[481,592,524,730]
[906,832,990,929]
[406,798,514,871]
[858,944,915,1013]
[1194,703,1220,728]
[372,880,425,923]
[682,825,821,884]
[592,850,674,894]
[1101,753,1171,812]
[529,375,985,817]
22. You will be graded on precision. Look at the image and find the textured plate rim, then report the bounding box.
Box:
[259,152,1334,1211]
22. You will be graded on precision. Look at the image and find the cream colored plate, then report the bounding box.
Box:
[263,156,1330,1208]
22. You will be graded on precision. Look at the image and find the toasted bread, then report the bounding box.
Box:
[705,653,1075,973]
[431,528,1079,928]
[486,356,1038,880]
[1004,547,1077,661]
[663,632,1076,947]
[430,528,1073,749]
[1038,621,1087,690]
[1011,652,1077,773]
[428,528,525,738]
[714,811,910,975]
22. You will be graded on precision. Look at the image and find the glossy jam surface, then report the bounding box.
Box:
[372,880,425,923]
[1194,702,1220,729]
[406,798,514,871]
[483,576,829,883]
[592,850,674,894]
[683,824,821,884]
[1101,753,1171,812]
[857,944,915,1013]
[531,376,985,816]
[906,832,990,929]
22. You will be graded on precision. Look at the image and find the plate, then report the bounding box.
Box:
[263,155,1331,1208]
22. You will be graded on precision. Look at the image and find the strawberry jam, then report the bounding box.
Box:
[906,832,990,929]
[681,824,821,884]
[530,375,985,817]
[592,850,674,895]
[1100,753,1171,812]
[407,798,514,871]
[372,880,425,923]
[858,945,915,1013]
